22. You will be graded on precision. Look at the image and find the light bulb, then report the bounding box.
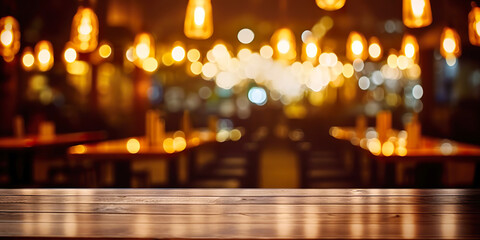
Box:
[440,27,461,59]
[35,40,54,72]
[401,34,419,62]
[184,0,213,39]
[0,16,20,60]
[315,0,346,11]
[133,32,155,68]
[70,7,99,53]
[368,37,382,61]
[403,0,432,28]
[346,31,368,61]
[469,5,480,46]
[21,47,35,71]
[271,28,296,63]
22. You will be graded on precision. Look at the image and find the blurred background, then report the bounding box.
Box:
[1,0,480,188]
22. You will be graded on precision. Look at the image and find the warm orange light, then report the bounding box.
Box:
[368,36,383,61]
[98,43,112,59]
[346,31,368,61]
[184,0,213,39]
[315,0,346,11]
[126,138,140,154]
[21,47,35,71]
[401,34,419,62]
[70,7,99,53]
[382,141,395,156]
[142,57,158,73]
[367,138,382,156]
[35,40,54,72]
[71,145,86,154]
[271,28,297,63]
[63,42,77,64]
[172,43,186,62]
[0,16,20,61]
[133,33,155,68]
[440,27,461,59]
[301,36,319,63]
[163,138,175,153]
[469,5,480,46]
[173,137,187,152]
[403,0,432,28]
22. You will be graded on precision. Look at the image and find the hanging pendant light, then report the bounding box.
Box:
[132,32,157,72]
[346,31,368,61]
[184,0,213,40]
[368,37,383,61]
[301,36,319,63]
[70,7,99,53]
[400,34,419,62]
[440,27,461,59]
[271,28,297,63]
[35,40,54,72]
[469,4,480,46]
[403,0,432,28]
[0,16,20,62]
[315,0,346,11]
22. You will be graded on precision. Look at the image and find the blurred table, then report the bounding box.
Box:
[0,131,107,185]
[67,130,215,187]
[330,127,480,186]
[1,188,480,239]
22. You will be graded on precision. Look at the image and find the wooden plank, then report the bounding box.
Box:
[1,195,480,205]
[1,204,479,214]
[1,188,479,196]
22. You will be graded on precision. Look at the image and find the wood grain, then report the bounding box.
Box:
[0,189,479,239]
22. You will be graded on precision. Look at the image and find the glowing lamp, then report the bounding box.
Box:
[70,7,99,53]
[403,0,432,28]
[469,5,480,46]
[21,47,35,71]
[63,42,77,63]
[401,34,419,62]
[184,0,213,39]
[133,32,155,68]
[346,31,368,61]
[271,28,297,63]
[440,27,461,59]
[368,36,383,61]
[301,36,319,63]
[35,40,54,72]
[315,0,346,11]
[0,16,20,61]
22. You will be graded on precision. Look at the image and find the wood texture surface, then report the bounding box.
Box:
[0,189,480,239]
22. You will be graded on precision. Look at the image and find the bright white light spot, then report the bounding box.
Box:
[306,43,318,58]
[237,28,255,44]
[38,49,51,64]
[260,45,273,58]
[358,76,370,90]
[194,7,206,26]
[405,43,415,58]
[446,56,457,67]
[352,40,363,55]
[0,30,13,46]
[368,43,381,59]
[443,38,456,53]
[172,46,186,62]
[64,48,77,63]
[202,62,218,79]
[135,43,150,60]
[277,40,290,54]
[412,85,423,99]
[248,87,267,106]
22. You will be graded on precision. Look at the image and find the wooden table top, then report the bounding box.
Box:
[331,126,480,162]
[68,129,215,160]
[0,131,107,150]
[0,188,479,239]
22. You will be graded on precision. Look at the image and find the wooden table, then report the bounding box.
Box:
[0,188,479,239]
[330,127,480,186]
[0,131,107,185]
[67,130,215,187]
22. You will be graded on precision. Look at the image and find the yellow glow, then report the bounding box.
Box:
[184,0,213,39]
[162,52,174,66]
[401,34,419,62]
[0,29,13,46]
[163,138,175,153]
[382,141,395,156]
[368,37,382,61]
[230,129,242,141]
[66,60,90,75]
[172,45,186,62]
[190,61,203,75]
[142,57,158,72]
[315,0,346,11]
[126,138,140,154]
[469,6,480,46]
[396,146,407,156]
[367,138,382,156]
[133,33,155,67]
[71,145,86,154]
[0,16,21,59]
[187,48,201,62]
[397,55,409,70]
[306,42,318,58]
[136,43,150,60]
[346,31,368,61]
[387,54,398,68]
[173,137,187,152]
[35,40,54,72]
[403,0,432,28]
[70,7,99,52]
[342,63,354,78]
[21,48,35,70]
[64,48,77,63]
[99,44,112,58]
[260,45,274,59]
[440,27,461,58]
[271,28,296,63]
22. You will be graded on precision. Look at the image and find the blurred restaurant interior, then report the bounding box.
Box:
[1,0,480,189]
